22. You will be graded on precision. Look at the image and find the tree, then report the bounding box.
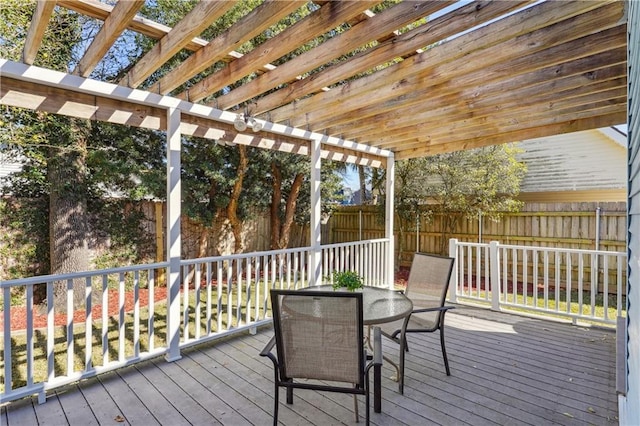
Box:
[1,2,166,306]
[395,144,526,254]
[1,3,90,307]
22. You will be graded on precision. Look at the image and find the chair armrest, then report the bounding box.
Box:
[411,305,455,314]
[260,335,279,368]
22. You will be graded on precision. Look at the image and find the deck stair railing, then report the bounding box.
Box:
[448,239,627,326]
[0,239,388,404]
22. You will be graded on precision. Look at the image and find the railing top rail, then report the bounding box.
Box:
[1,261,170,288]
[179,246,312,266]
[321,238,389,250]
[454,240,626,256]
[180,239,390,266]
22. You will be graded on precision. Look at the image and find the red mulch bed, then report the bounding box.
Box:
[1,269,413,332]
[0,287,168,332]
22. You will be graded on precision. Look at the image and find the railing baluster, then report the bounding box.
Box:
[101,275,109,365]
[182,266,190,341]
[227,261,233,330]
[4,286,13,392]
[603,254,610,321]
[533,249,539,308]
[85,276,93,369]
[566,253,572,317]
[578,253,584,315]
[217,260,223,332]
[543,251,549,311]
[195,264,201,339]
[149,269,156,351]
[512,247,518,304]
[26,284,34,387]
[118,273,125,362]
[67,278,75,375]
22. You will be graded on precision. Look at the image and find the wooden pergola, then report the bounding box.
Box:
[1,0,626,164]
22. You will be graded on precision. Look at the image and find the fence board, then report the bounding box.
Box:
[328,202,626,267]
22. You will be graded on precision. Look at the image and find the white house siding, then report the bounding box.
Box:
[517,129,627,195]
[624,0,640,423]
[0,151,23,189]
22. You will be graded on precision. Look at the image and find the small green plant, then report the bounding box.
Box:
[330,270,364,291]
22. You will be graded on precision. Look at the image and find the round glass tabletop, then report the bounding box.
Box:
[305,285,413,325]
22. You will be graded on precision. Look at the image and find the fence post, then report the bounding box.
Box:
[449,238,458,303]
[489,240,501,311]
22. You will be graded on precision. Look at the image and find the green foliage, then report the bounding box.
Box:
[0,198,48,279]
[329,270,364,292]
[394,144,526,253]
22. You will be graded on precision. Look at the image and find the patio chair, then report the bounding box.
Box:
[379,252,455,394]
[260,289,378,425]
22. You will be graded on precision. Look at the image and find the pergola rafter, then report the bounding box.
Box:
[5,0,623,159]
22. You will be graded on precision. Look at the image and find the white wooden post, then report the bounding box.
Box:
[385,154,395,289]
[448,238,458,303]
[165,107,182,361]
[310,136,322,286]
[489,240,501,311]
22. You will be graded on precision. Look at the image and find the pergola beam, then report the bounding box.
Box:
[268,0,609,127]
[284,2,624,135]
[396,112,627,159]
[74,0,145,77]
[21,0,56,65]
[0,59,391,167]
[120,1,235,88]
[176,0,374,104]
[339,49,627,142]
[212,0,436,111]
[252,0,525,117]
[149,0,303,96]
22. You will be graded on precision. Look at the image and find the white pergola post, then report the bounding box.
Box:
[165,107,182,361]
[310,137,322,286]
[385,154,395,289]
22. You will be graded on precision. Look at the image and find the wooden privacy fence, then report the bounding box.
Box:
[326,202,627,268]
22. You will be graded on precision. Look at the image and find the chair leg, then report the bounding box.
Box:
[286,385,293,404]
[273,384,279,426]
[398,335,406,394]
[440,327,451,376]
[353,394,359,423]
[365,372,371,426]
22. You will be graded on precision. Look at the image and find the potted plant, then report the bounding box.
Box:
[330,270,364,291]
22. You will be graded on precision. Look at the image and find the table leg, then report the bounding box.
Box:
[373,326,382,413]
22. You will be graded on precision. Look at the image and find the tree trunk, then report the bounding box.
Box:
[227,145,248,253]
[49,117,90,309]
[358,165,367,204]
[277,173,304,249]
[270,161,282,250]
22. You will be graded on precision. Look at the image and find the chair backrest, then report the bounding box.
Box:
[270,289,365,385]
[406,253,455,310]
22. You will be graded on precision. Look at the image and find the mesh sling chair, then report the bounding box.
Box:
[260,290,379,425]
[378,253,455,394]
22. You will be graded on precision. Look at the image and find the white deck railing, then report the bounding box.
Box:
[0,239,389,404]
[449,239,627,325]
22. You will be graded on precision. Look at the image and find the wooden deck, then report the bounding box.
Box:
[1,306,618,425]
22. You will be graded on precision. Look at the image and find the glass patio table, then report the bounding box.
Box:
[304,285,413,413]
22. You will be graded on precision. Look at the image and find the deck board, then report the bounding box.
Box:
[1,306,619,425]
